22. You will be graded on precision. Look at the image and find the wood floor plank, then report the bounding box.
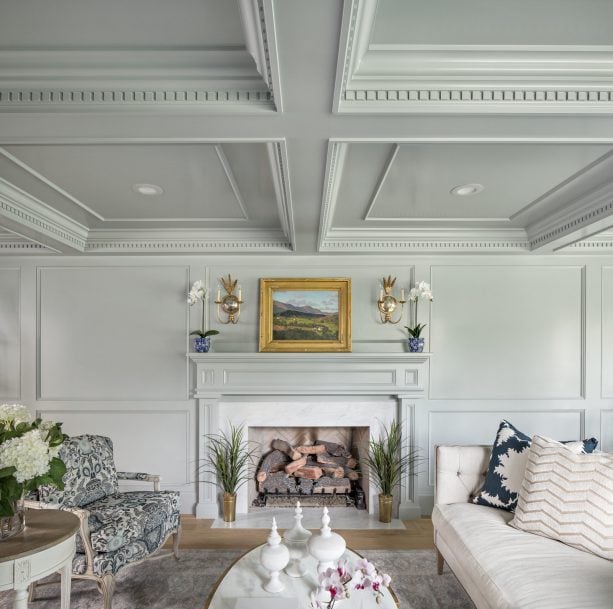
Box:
[172,516,434,551]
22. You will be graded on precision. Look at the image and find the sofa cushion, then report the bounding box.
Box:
[473,420,597,512]
[510,435,613,560]
[433,502,613,609]
[79,490,181,554]
[40,435,119,507]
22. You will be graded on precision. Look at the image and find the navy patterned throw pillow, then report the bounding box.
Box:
[473,420,598,512]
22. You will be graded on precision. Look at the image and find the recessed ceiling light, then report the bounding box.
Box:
[132,183,164,196]
[450,183,484,197]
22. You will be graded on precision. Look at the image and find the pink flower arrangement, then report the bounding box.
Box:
[310,557,391,608]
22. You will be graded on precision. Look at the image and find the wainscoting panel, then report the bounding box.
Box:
[36,406,194,512]
[426,409,585,486]
[430,266,584,399]
[600,410,613,452]
[0,268,20,400]
[38,266,189,401]
[602,267,613,398]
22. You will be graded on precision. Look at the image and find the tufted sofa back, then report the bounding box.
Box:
[435,445,491,506]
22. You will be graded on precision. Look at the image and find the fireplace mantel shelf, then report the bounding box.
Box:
[188,352,430,397]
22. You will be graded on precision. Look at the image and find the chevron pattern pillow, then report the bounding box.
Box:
[510,435,613,560]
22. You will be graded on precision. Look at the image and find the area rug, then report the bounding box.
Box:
[0,549,475,609]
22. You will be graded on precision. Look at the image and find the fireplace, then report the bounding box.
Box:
[189,352,429,521]
[251,426,368,509]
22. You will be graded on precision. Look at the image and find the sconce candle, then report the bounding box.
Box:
[377,275,406,324]
[215,274,243,324]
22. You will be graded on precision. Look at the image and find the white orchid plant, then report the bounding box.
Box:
[0,404,66,517]
[405,280,434,338]
[310,557,391,609]
[188,280,220,339]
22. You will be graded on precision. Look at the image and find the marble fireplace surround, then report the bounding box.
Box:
[189,353,429,520]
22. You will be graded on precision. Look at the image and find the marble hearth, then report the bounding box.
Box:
[189,353,429,523]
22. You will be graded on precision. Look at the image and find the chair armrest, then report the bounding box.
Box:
[117,471,161,491]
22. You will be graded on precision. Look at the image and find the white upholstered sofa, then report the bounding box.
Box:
[433,445,613,609]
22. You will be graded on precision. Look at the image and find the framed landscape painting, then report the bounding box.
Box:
[259,278,351,352]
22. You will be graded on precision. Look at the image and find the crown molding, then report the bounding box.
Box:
[318,141,348,250]
[84,228,291,253]
[0,231,54,254]
[239,0,282,111]
[526,175,613,251]
[563,231,613,251]
[267,141,295,250]
[336,0,613,114]
[320,227,530,253]
[0,179,87,252]
[0,44,278,112]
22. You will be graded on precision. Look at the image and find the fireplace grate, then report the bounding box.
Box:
[252,485,366,509]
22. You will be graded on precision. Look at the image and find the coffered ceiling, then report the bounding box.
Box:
[1,0,613,255]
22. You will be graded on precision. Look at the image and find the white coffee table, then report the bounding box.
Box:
[205,545,399,609]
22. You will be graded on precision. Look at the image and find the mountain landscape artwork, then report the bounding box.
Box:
[272,290,339,341]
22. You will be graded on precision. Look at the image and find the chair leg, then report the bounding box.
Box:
[172,527,181,560]
[99,574,116,609]
[436,547,445,575]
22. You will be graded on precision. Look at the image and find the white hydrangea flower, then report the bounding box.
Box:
[0,404,31,425]
[0,429,53,483]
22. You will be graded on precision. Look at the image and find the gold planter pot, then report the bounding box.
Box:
[223,492,237,522]
[378,494,393,523]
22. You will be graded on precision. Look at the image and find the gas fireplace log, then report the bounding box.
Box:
[316,453,347,467]
[346,457,358,469]
[321,465,344,478]
[295,444,326,455]
[284,456,308,474]
[256,449,290,482]
[271,439,302,461]
[344,467,359,481]
[313,477,351,494]
[294,465,324,480]
[259,472,296,494]
[314,440,351,458]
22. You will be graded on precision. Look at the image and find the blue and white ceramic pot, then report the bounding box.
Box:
[407,337,425,353]
[193,336,211,353]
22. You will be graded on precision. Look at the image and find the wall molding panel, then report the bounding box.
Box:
[602,267,613,398]
[0,267,20,400]
[2,254,610,516]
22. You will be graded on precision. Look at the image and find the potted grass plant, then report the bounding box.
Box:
[201,423,256,522]
[363,419,420,523]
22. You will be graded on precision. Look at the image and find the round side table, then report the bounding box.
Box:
[0,510,79,609]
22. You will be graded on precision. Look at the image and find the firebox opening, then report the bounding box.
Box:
[249,426,369,509]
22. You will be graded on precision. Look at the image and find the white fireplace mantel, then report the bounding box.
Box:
[188,352,430,521]
[188,352,430,397]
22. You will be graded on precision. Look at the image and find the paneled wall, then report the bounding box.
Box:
[0,254,611,515]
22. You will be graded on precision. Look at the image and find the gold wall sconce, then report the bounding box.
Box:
[377,275,406,324]
[215,274,243,324]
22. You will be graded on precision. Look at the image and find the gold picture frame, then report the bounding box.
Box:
[259,278,351,352]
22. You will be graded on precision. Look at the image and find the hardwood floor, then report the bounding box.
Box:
[175,516,434,551]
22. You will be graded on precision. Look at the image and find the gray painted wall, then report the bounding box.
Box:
[0,254,611,515]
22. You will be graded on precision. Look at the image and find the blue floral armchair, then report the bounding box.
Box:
[27,434,181,609]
